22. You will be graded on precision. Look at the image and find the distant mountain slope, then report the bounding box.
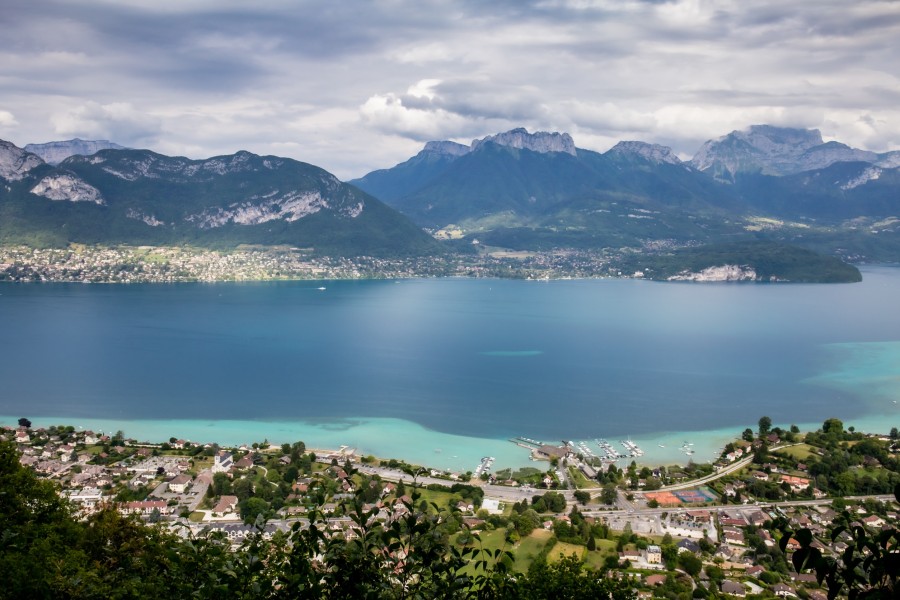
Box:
[691,125,899,180]
[352,129,744,234]
[0,141,439,256]
[734,161,900,220]
[351,125,900,259]
[24,138,128,165]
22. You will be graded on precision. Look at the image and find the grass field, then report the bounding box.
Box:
[774,444,816,461]
[547,542,585,563]
[567,467,593,490]
[583,539,617,571]
[512,529,554,573]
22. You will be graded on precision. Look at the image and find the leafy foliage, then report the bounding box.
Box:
[0,440,636,599]
[779,484,900,599]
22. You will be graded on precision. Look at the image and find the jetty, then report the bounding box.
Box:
[474,456,495,477]
[620,439,644,457]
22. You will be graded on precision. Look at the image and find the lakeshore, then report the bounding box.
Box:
[4,412,897,473]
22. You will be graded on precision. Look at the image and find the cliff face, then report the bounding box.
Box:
[667,264,759,282]
[24,139,127,165]
[0,140,44,181]
[471,128,577,156]
[691,125,887,179]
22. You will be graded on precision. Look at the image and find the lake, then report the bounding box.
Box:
[2,268,899,470]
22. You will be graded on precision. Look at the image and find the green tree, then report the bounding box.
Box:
[602,483,618,505]
[240,497,269,524]
[823,417,844,436]
[759,415,773,437]
[680,552,702,577]
[574,490,591,505]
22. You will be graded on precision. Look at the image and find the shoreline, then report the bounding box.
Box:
[4,411,896,473]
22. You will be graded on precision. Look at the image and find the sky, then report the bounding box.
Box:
[2,0,899,179]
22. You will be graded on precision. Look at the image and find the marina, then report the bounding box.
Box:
[474,456,495,478]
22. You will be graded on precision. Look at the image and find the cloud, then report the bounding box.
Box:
[0,110,18,128]
[51,102,162,145]
[0,0,897,174]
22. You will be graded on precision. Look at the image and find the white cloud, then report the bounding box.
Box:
[0,110,18,129]
[51,102,161,145]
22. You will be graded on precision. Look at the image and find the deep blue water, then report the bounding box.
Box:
[2,268,900,440]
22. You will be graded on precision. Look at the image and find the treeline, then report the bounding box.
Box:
[0,441,636,599]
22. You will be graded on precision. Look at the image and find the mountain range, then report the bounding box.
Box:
[2,125,899,263]
[350,125,900,259]
[0,140,438,256]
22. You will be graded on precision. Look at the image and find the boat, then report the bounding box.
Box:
[658,444,665,448]
[317,286,326,290]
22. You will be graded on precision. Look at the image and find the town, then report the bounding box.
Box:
[4,415,898,599]
[0,244,643,283]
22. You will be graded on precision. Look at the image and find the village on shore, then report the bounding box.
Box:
[4,416,899,599]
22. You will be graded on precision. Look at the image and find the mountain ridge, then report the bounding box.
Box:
[0,140,439,257]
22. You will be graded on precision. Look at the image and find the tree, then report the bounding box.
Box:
[742,428,755,442]
[574,490,590,505]
[759,416,773,437]
[598,483,616,506]
[680,552,702,577]
[891,427,899,440]
[18,417,32,429]
[240,496,268,524]
[823,417,844,436]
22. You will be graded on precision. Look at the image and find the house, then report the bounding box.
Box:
[676,539,700,554]
[746,565,765,578]
[120,500,171,516]
[862,514,886,528]
[772,583,796,597]
[212,495,238,516]
[167,474,192,494]
[720,580,746,597]
[234,455,255,469]
[780,475,811,491]
[645,545,662,564]
[644,574,666,586]
[745,510,768,527]
[456,501,474,513]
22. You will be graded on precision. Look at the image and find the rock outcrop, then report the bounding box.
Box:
[0,140,44,181]
[25,138,127,165]
[471,128,577,156]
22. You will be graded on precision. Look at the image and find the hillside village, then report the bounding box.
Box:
[3,416,898,598]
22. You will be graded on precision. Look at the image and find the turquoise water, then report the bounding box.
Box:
[2,267,899,471]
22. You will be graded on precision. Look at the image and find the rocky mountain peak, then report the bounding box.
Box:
[471,128,577,156]
[608,141,682,165]
[0,139,45,181]
[24,138,127,165]
[423,141,471,157]
[690,125,883,179]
